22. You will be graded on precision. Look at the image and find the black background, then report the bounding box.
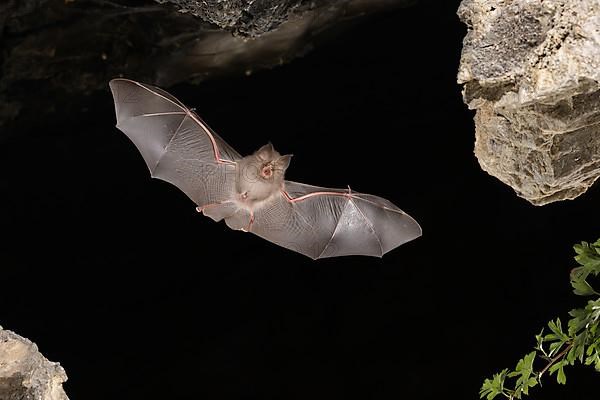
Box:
[2,1,599,399]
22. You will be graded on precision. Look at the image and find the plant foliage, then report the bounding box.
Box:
[480,239,600,399]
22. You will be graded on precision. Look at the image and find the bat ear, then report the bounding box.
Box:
[256,142,275,160]
[276,154,293,170]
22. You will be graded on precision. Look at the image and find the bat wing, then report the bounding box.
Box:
[109,78,241,208]
[248,181,422,259]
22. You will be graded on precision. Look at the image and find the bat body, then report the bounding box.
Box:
[109,78,421,259]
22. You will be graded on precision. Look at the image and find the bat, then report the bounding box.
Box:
[109,78,421,259]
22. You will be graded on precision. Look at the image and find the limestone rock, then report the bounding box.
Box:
[0,326,68,400]
[458,0,600,205]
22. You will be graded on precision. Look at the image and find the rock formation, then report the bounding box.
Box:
[0,326,69,400]
[155,0,307,36]
[0,0,413,127]
[458,0,600,205]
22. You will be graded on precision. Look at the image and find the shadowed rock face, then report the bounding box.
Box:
[0,327,69,400]
[0,0,414,127]
[458,0,600,205]
[155,0,306,36]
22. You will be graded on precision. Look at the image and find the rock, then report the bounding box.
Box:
[457,0,600,205]
[151,0,413,86]
[155,0,306,36]
[0,326,69,400]
[0,0,413,128]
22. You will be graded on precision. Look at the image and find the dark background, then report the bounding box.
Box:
[2,1,599,399]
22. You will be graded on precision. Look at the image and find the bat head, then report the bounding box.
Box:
[255,143,292,179]
[236,143,293,204]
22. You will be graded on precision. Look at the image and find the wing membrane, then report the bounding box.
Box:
[110,78,240,207]
[249,181,422,259]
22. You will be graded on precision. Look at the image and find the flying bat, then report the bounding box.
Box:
[109,78,421,259]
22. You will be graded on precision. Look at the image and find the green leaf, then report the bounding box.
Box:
[574,240,600,272]
[480,369,509,400]
[576,255,600,271]
[568,333,587,364]
[546,319,569,345]
[557,366,567,384]
[548,360,563,373]
[574,243,587,256]
[548,341,563,357]
[507,352,538,398]
[568,307,591,335]
[570,267,598,296]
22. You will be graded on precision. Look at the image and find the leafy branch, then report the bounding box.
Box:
[480,238,600,400]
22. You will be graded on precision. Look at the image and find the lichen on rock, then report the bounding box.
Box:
[458,0,600,205]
